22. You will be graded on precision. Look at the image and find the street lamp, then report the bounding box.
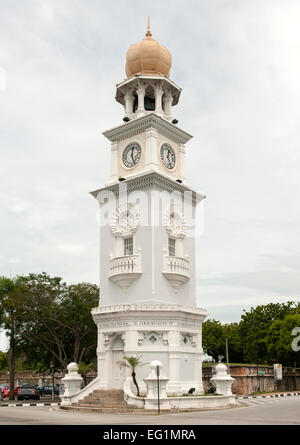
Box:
[50,361,55,401]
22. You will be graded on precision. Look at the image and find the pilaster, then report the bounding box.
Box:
[144,127,159,171]
[109,141,119,183]
[179,144,186,182]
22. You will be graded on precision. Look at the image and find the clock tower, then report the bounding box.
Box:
[91,19,207,397]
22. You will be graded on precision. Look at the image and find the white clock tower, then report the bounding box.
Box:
[91,19,207,397]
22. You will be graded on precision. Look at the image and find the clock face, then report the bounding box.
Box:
[160,144,176,169]
[122,143,141,168]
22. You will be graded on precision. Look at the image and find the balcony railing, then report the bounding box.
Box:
[109,254,142,292]
[162,256,190,293]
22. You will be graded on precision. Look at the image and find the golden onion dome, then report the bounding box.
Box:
[125,18,172,79]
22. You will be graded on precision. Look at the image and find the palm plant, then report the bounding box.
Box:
[119,354,147,397]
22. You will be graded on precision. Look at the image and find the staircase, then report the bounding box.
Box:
[60,389,156,414]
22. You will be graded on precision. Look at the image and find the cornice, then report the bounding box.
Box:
[92,303,208,317]
[102,113,193,145]
[90,171,205,205]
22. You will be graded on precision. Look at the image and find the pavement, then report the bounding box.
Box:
[0,394,300,425]
[1,391,299,407]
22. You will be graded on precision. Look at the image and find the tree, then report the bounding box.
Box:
[0,351,8,370]
[202,319,226,361]
[119,355,147,397]
[222,323,243,364]
[239,302,297,364]
[78,361,96,387]
[16,273,99,371]
[0,276,23,399]
[266,313,300,366]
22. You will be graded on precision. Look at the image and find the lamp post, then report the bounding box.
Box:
[50,361,55,401]
[156,365,160,415]
[226,338,230,374]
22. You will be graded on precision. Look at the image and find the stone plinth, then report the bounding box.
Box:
[144,360,169,410]
[60,363,83,406]
[210,363,235,396]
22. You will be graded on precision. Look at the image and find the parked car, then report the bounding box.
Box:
[17,383,40,401]
[37,384,60,396]
[2,385,20,398]
[0,384,9,398]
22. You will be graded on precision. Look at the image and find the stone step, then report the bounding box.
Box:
[84,392,124,399]
[61,405,158,414]
[77,401,128,408]
[83,395,124,401]
[86,390,123,394]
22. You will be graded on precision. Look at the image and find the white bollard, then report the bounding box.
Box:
[60,362,83,406]
[210,362,235,396]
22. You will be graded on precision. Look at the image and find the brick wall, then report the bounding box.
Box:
[203,365,300,395]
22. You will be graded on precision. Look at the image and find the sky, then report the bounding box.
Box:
[1,0,300,350]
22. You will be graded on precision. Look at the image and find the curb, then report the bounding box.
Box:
[235,392,300,400]
[0,402,61,407]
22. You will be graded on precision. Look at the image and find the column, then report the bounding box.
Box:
[167,329,182,395]
[163,93,173,121]
[154,86,164,117]
[124,92,134,119]
[144,127,158,171]
[194,333,204,394]
[136,87,145,118]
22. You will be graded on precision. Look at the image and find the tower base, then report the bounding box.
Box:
[92,303,207,396]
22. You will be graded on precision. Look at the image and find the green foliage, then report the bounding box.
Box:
[78,361,96,386]
[120,354,146,371]
[266,313,300,366]
[202,319,226,361]
[1,273,99,372]
[203,302,300,366]
[223,323,243,363]
[238,302,297,364]
[119,354,147,397]
[0,350,8,370]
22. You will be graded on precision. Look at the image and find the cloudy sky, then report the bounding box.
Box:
[1,0,300,350]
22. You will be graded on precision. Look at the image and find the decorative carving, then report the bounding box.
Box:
[110,203,141,238]
[164,206,187,238]
[181,333,197,347]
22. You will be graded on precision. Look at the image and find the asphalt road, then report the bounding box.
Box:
[0,396,300,425]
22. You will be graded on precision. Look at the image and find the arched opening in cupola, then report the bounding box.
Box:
[144,84,155,111]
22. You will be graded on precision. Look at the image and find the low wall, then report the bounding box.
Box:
[0,370,96,387]
[203,365,300,395]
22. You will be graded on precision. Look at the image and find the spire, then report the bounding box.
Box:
[146,16,152,38]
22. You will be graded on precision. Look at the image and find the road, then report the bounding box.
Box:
[0,396,300,425]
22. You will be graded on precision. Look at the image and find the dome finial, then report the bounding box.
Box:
[146,16,152,38]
